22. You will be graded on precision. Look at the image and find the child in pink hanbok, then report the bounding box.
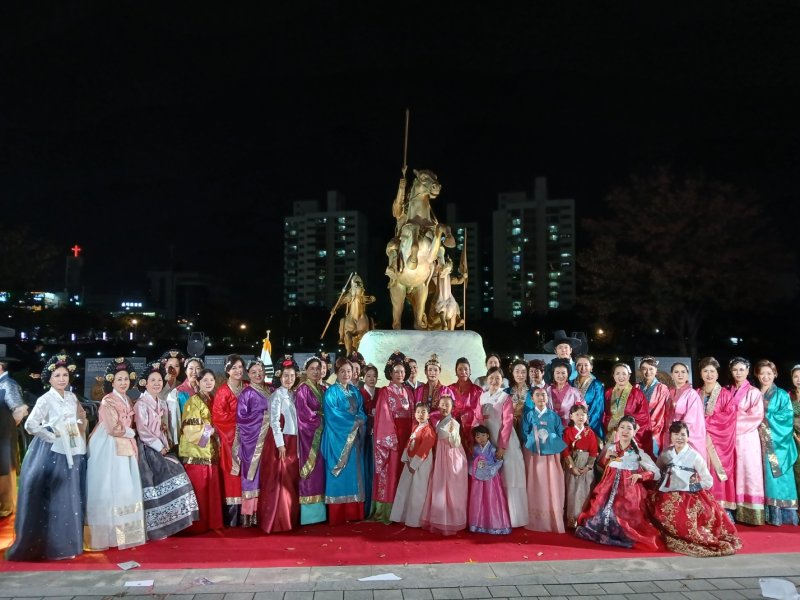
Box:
[421,391,468,535]
[469,425,512,534]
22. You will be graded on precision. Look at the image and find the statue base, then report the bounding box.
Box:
[358,330,486,386]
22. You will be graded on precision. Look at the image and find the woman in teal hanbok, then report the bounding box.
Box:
[755,360,798,526]
[321,357,367,525]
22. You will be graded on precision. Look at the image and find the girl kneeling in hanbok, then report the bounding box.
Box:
[575,415,662,550]
[648,420,742,557]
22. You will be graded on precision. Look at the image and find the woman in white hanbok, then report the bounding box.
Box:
[84,358,146,551]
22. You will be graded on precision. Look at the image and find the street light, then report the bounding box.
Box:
[131,318,138,340]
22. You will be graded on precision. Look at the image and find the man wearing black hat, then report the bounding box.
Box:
[0,356,27,517]
[542,330,582,385]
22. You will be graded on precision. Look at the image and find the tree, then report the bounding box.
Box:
[580,168,796,358]
[0,227,60,291]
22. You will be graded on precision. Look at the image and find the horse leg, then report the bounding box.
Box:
[389,284,405,330]
[413,285,429,330]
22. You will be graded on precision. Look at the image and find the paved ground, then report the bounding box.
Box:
[1,553,799,600]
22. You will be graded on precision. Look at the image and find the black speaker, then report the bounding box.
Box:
[187,332,206,358]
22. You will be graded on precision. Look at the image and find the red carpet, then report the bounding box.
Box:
[1,516,799,571]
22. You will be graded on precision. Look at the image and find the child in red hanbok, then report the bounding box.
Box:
[390,403,436,527]
[562,404,599,528]
[468,425,512,534]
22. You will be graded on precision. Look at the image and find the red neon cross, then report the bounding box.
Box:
[71,244,82,257]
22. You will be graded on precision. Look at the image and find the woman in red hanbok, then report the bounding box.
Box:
[697,357,737,512]
[603,363,653,457]
[213,354,246,526]
[416,354,445,414]
[370,351,414,523]
[648,420,741,557]
[576,416,662,550]
[259,359,300,533]
[447,357,483,455]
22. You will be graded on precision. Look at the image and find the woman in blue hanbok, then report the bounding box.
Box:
[321,357,367,525]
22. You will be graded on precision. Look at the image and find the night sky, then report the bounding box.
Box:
[4,3,799,313]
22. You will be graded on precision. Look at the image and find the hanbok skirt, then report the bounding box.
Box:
[575,467,661,550]
[84,428,146,551]
[565,469,594,529]
[5,438,86,561]
[390,456,433,527]
[298,422,326,526]
[421,443,467,535]
[648,489,742,557]
[183,461,224,533]
[468,475,512,535]
[137,441,199,540]
[258,430,300,533]
[524,451,565,533]
[0,405,19,517]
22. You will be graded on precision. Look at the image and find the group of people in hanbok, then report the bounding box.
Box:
[4,331,800,562]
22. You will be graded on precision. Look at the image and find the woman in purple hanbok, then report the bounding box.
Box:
[295,356,327,525]
[233,359,273,527]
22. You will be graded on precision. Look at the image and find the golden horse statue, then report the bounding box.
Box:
[332,274,376,355]
[385,169,455,330]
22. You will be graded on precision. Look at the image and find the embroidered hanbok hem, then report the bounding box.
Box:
[765,505,798,526]
[137,441,199,540]
[648,489,742,557]
[5,438,86,561]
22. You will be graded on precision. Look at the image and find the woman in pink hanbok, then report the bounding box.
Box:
[638,356,670,456]
[547,359,583,427]
[447,357,482,455]
[729,357,765,525]
[697,357,737,513]
[370,351,414,523]
[663,363,706,461]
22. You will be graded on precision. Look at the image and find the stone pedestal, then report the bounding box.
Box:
[357,330,486,386]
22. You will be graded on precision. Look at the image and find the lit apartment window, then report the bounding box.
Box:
[336,249,346,257]
[512,218,521,226]
[548,300,560,309]
[317,250,327,257]
[337,216,346,224]
[511,227,522,236]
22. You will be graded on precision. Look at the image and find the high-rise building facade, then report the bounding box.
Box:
[492,177,575,320]
[284,191,369,308]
